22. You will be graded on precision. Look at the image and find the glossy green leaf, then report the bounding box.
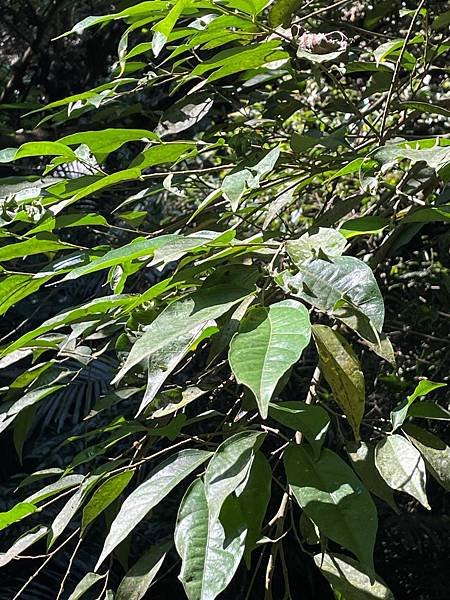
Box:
[204,431,265,521]
[347,441,398,512]
[314,553,394,600]
[391,379,446,431]
[114,266,258,383]
[0,503,36,532]
[116,541,171,600]
[287,227,347,264]
[313,325,365,440]
[60,129,159,161]
[285,444,377,571]
[229,299,311,419]
[175,479,246,600]
[235,451,271,566]
[152,0,189,56]
[95,449,211,569]
[0,141,76,163]
[131,142,195,170]
[408,401,450,421]
[67,573,104,600]
[339,216,389,239]
[281,255,385,333]
[269,401,330,458]
[82,471,134,533]
[0,234,70,262]
[2,295,132,357]
[403,424,450,492]
[375,434,430,509]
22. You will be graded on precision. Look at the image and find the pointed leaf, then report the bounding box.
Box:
[0,526,47,567]
[285,444,377,571]
[175,479,246,600]
[67,573,104,600]
[391,379,446,431]
[375,434,430,509]
[229,300,311,419]
[96,449,211,569]
[313,325,365,440]
[0,503,36,532]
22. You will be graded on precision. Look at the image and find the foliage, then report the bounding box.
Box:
[0,1,449,599]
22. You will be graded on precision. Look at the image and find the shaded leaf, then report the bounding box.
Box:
[313,325,365,440]
[391,379,446,431]
[0,526,47,567]
[67,573,104,600]
[285,444,377,571]
[287,227,347,264]
[116,541,171,600]
[403,424,450,492]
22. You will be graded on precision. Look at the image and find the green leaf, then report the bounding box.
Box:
[0,385,64,434]
[175,479,246,600]
[152,0,189,57]
[0,503,36,531]
[114,266,258,383]
[0,141,76,163]
[269,401,330,458]
[67,573,104,600]
[403,424,450,492]
[399,101,450,118]
[286,227,347,264]
[59,129,159,162]
[25,474,85,504]
[269,0,302,28]
[229,299,311,419]
[95,449,211,569]
[408,401,450,421]
[2,295,132,357]
[131,142,195,170]
[280,255,385,333]
[314,552,394,600]
[0,273,51,317]
[0,234,71,262]
[204,431,265,521]
[285,444,377,571]
[313,325,365,440]
[347,441,398,512]
[82,471,134,533]
[391,379,446,431]
[235,451,271,567]
[339,217,389,239]
[375,434,430,509]
[116,541,171,600]
[0,526,47,567]
[402,205,450,223]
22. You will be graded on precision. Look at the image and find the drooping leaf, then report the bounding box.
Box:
[59,129,159,162]
[235,451,271,566]
[313,325,365,440]
[0,234,71,262]
[347,441,398,512]
[114,266,258,383]
[314,552,394,600]
[130,142,195,170]
[0,526,47,567]
[403,424,450,492]
[95,449,211,569]
[229,299,311,419]
[285,444,377,571]
[408,401,450,421]
[0,503,37,532]
[82,471,134,533]
[25,474,85,504]
[204,430,265,521]
[269,401,330,458]
[0,141,76,163]
[116,541,171,600]
[280,256,385,333]
[175,479,246,600]
[269,0,302,28]
[375,434,430,509]
[152,0,189,57]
